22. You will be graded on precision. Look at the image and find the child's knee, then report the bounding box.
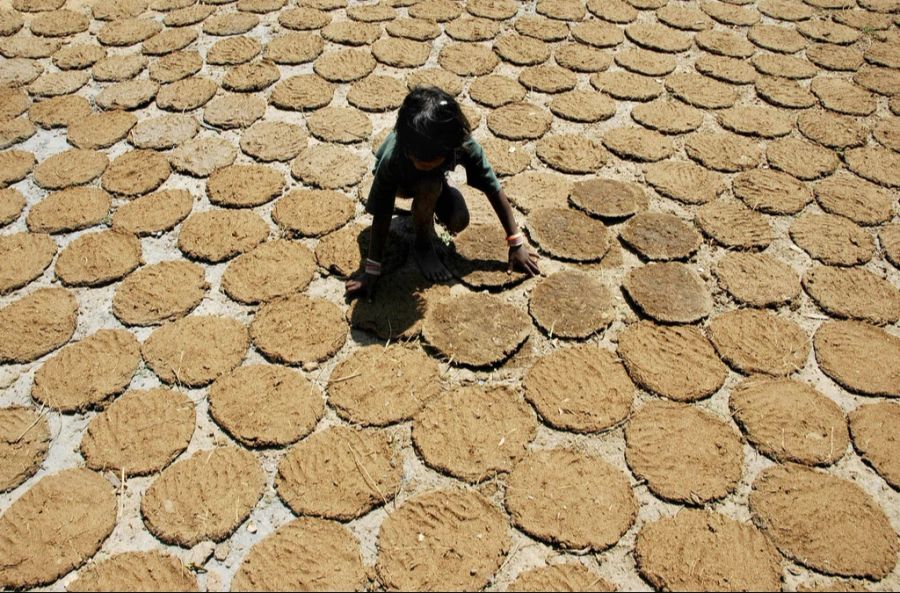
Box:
[445,207,470,233]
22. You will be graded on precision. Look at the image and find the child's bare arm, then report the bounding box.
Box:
[345,212,392,301]
[485,189,540,276]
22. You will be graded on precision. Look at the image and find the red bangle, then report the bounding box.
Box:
[506,233,525,248]
[364,258,382,276]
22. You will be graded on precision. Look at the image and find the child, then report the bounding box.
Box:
[346,86,540,300]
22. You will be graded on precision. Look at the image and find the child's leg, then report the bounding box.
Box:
[410,177,453,281]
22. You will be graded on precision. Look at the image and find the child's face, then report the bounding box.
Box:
[410,154,446,171]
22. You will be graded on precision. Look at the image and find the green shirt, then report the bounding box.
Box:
[365,131,502,217]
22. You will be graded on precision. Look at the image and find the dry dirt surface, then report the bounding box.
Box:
[0,0,898,591]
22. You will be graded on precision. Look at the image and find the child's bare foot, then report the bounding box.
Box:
[414,242,452,281]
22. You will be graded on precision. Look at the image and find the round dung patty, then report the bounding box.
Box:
[80,387,194,475]
[413,385,537,483]
[719,105,795,139]
[844,146,900,188]
[156,77,217,112]
[730,376,848,466]
[376,488,509,591]
[708,309,809,375]
[347,75,406,111]
[631,99,702,134]
[733,169,812,215]
[526,206,611,261]
[635,510,782,592]
[790,212,874,266]
[507,564,614,592]
[502,171,571,213]
[272,188,355,237]
[33,149,108,190]
[128,114,198,150]
[625,401,743,503]
[487,102,552,140]
[141,447,265,547]
[265,32,324,64]
[112,259,207,326]
[0,406,50,493]
[695,199,774,249]
[0,468,116,589]
[849,401,900,489]
[505,448,636,551]
[714,251,800,306]
[0,287,77,363]
[25,186,112,233]
[749,464,897,578]
[328,344,441,426]
[685,132,762,172]
[207,164,283,208]
[314,48,376,82]
[814,320,899,397]
[619,212,701,260]
[54,229,142,287]
[28,95,92,129]
[142,315,248,387]
[643,161,725,204]
[624,262,712,323]
[250,295,347,365]
[67,551,198,592]
[438,43,498,76]
[177,209,268,263]
[276,426,401,520]
[203,94,266,129]
[209,364,323,447]
[231,518,366,592]
[766,137,840,181]
[802,265,900,326]
[422,292,530,368]
[306,106,372,143]
[0,232,56,295]
[101,149,170,196]
[528,270,614,339]
[524,343,634,432]
[447,222,528,289]
[31,328,140,412]
[222,240,316,304]
[617,320,728,401]
[291,144,366,189]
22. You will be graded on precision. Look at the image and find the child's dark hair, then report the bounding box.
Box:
[396,86,471,163]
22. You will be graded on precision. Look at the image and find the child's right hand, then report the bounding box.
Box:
[345,273,379,302]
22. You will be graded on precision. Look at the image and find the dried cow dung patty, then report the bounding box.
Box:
[749,464,898,579]
[505,448,636,551]
[0,468,116,590]
[0,406,50,493]
[635,510,782,592]
[231,519,366,591]
[80,388,194,476]
[275,426,401,520]
[376,489,509,591]
[67,552,197,592]
[423,292,530,368]
[412,385,537,483]
[625,401,744,503]
[141,447,265,547]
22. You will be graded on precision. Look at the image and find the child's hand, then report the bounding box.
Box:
[508,245,540,277]
[345,273,379,302]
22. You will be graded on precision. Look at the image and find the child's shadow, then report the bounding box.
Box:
[347,222,452,341]
[346,220,522,340]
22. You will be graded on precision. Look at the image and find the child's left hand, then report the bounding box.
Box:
[508,245,540,277]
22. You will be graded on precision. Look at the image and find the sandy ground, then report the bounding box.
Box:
[0,0,899,590]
